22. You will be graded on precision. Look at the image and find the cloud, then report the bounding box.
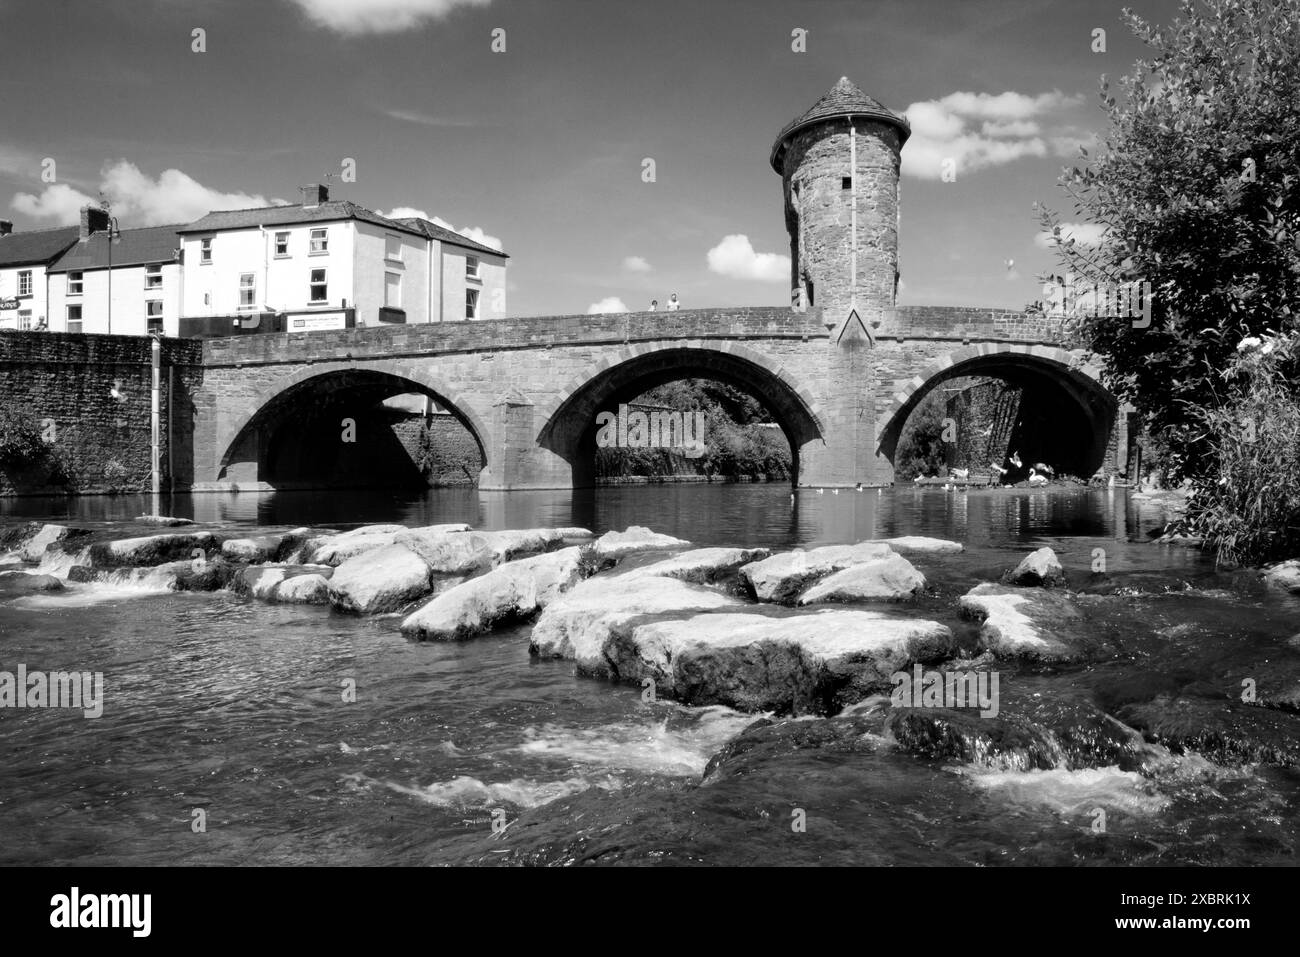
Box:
[902,91,1085,179]
[12,161,281,226]
[587,296,628,314]
[285,0,490,35]
[1034,222,1109,249]
[706,234,790,282]
[381,108,492,128]
[622,255,652,273]
[381,206,503,251]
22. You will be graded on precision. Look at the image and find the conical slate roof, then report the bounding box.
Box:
[770,77,910,172]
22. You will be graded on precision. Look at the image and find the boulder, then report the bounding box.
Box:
[0,571,65,593]
[396,529,496,575]
[959,583,1093,662]
[607,609,955,713]
[221,534,286,563]
[740,542,896,604]
[327,544,437,614]
[530,574,743,665]
[797,553,925,604]
[133,515,194,527]
[274,573,331,605]
[1117,695,1300,766]
[19,524,80,563]
[234,563,333,599]
[401,547,588,640]
[88,532,219,569]
[620,547,771,585]
[590,526,690,560]
[304,523,471,565]
[1006,546,1065,587]
[1263,560,1300,594]
[477,527,594,563]
[172,557,240,592]
[874,537,964,556]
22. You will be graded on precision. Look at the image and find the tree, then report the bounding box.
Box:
[1040,0,1300,479]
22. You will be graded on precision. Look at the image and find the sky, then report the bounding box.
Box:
[0,0,1185,317]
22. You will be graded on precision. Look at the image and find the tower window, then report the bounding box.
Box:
[842,176,852,189]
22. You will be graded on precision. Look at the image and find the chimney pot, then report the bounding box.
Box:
[301,183,329,206]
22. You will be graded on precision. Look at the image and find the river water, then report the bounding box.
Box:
[2,484,1297,866]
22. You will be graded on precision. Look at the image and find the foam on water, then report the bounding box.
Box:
[512,703,762,777]
[346,771,622,809]
[957,765,1172,817]
[35,546,92,578]
[11,567,179,608]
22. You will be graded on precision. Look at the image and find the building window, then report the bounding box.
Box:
[67,305,82,333]
[18,270,32,296]
[17,310,31,331]
[465,288,479,319]
[309,268,327,303]
[384,272,401,308]
[274,232,289,257]
[309,228,328,254]
[68,272,83,295]
[239,272,256,308]
[842,176,852,189]
[145,264,163,289]
[146,300,164,333]
[385,233,401,261]
[466,255,480,279]
[200,238,213,264]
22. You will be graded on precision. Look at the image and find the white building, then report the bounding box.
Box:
[47,220,183,336]
[0,219,79,332]
[177,184,507,334]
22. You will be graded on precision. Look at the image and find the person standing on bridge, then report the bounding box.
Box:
[666,293,680,311]
[649,299,658,312]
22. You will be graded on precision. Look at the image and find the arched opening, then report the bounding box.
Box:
[218,370,486,490]
[537,348,825,489]
[878,352,1116,481]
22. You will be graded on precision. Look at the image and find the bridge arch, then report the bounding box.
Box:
[876,343,1116,478]
[535,341,827,488]
[213,361,490,489]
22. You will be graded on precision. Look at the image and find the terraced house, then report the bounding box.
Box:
[0,219,80,332]
[176,184,507,336]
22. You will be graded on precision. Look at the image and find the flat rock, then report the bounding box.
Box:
[1263,560,1300,594]
[88,532,219,569]
[1117,696,1300,766]
[327,543,437,615]
[274,573,331,605]
[959,583,1094,662]
[873,536,964,555]
[401,547,588,640]
[609,609,956,713]
[530,574,742,665]
[590,526,690,560]
[740,542,896,604]
[395,529,496,575]
[221,534,286,564]
[133,515,194,527]
[19,524,80,563]
[306,523,470,565]
[1006,546,1065,586]
[477,528,594,563]
[797,553,925,604]
[234,563,334,600]
[0,570,65,593]
[620,547,771,585]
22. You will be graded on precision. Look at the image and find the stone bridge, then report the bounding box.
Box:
[192,304,1122,490]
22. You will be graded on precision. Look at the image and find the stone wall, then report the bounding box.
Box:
[389,412,484,486]
[0,331,203,495]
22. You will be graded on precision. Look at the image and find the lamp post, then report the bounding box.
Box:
[104,216,120,335]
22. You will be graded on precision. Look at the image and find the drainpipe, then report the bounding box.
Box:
[150,334,161,515]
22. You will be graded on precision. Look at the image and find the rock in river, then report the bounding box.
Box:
[88,532,220,569]
[327,543,442,615]
[1263,560,1300,594]
[590,526,690,560]
[740,542,897,604]
[619,547,771,585]
[797,552,925,604]
[959,583,1096,662]
[1005,546,1065,587]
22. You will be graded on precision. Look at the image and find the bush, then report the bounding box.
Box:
[1187,329,1300,566]
[894,391,949,480]
[0,407,46,466]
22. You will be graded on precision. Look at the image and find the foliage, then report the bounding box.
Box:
[894,390,949,480]
[0,407,47,466]
[1039,0,1300,481]
[1186,327,1300,566]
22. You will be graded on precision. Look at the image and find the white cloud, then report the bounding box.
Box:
[587,296,628,314]
[622,255,652,273]
[1034,222,1109,249]
[902,90,1085,180]
[286,0,490,35]
[12,161,281,226]
[11,183,95,222]
[381,108,491,128]
[706,234,790,282]
[380,206,503,251]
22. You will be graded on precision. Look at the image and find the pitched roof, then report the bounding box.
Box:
[48,224,184,273]
[0,226,80,268]
[391,217,507,258]
[176,200,430,239]
[770,77,911,172]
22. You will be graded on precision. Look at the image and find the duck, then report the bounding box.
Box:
[816,487,825,495]
[832,487,839,495]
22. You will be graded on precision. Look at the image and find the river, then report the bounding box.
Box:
[2,484,1297,866]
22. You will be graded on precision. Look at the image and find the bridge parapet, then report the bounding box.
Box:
[894,305,1085,346]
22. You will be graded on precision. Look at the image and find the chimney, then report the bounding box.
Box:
[0,220,12,236]
[79,205,109,240]
[301,183,329,207]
